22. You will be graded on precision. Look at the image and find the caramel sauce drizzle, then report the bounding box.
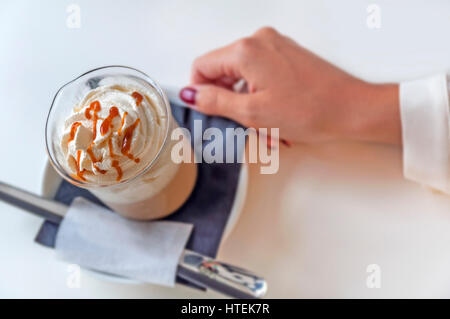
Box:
[94,165,107,174]
[85,100,100,119]
[92,115,100,141]
[71,92,144,182]
[108,137,116,158]
[85,100,102,140]
[75,150,87,181]
[131,91,143,106]
[67,122,81,145]
[124,153,140,163]
[121,118,141,164]
[112,160,123,181]
[100,107,119,136]
[118,112,127,136]
[86,145,100,163]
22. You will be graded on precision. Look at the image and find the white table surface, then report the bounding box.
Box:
[1,0,450,298]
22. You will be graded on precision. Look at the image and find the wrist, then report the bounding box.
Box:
[343,81,401,145]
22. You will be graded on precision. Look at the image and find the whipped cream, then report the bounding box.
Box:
[59,76,167,185]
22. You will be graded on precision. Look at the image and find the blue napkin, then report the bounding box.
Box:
[35,101,245,288]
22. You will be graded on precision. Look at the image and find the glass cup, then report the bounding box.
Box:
[46,66,197,220]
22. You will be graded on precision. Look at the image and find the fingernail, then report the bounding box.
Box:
[179,87,197,105]
[266,134,273,149]
[257,131,278,150]
[281,139,292,147]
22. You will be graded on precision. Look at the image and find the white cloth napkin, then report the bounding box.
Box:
[55,197,193,287]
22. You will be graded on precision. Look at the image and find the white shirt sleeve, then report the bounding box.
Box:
[400,73,450,192]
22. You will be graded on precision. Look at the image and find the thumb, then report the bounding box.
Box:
[179,85,252,121]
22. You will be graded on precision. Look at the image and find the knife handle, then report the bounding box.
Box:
[0,181,66,224]
[177,249,267,299]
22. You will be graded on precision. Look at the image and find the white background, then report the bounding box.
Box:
[1,0,450,298]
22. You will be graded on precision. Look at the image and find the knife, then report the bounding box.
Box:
[0,181,267,299]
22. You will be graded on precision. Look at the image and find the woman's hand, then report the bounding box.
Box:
[180,27,401,145]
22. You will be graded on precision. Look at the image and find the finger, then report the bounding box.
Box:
[213,76,240,89]
[190,39,253,85]
[179,84,254,123]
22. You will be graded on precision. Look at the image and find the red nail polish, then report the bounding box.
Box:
[179,87,197,105]
[281,139,292,147]
[257,131,278,150]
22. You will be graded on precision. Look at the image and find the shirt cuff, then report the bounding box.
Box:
[400,73,450,192]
